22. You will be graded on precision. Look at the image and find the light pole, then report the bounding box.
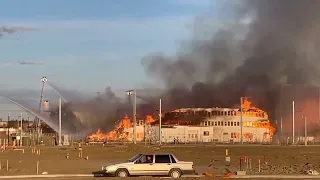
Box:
[240,97,244,144]
[292,101,295,144]
[58,96,62,146]
[302,116,307,146]
[159,99,162,146]
[126,89,137,144]
[39,76,65,145]
[7,113,10,144]
[38,76,47,124]
[37,76,47,144]
[240,96,252,144]
[20,113,22,146]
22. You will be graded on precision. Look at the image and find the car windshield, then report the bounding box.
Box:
[128,154,142,162]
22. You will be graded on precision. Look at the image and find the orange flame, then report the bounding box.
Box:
[145,115,156,124]
[242,99,253,109]
[242,98,276,136]
[88,114,155,141]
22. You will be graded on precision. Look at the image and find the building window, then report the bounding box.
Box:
[204,121,208,126]
[228,111,230,116]
[224,111,227,116]
[227,122,230,126]
[218,121,221,126]
[191,134,194,138]
[214,121,217,126]
[237,122,240,126]
[188,134,190,138]
[224,122,227,126]
[203,131,209,136]
[231,133,237,138]
[231,122,234,126]
[195,134,198,138]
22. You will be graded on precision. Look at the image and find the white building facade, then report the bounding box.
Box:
[122,107,274,144]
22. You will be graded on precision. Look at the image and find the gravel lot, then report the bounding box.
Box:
[0,144,319,179]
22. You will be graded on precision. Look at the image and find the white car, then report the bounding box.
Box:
[101,153,195,178]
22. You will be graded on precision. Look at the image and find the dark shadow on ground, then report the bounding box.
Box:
[92,171,106,177]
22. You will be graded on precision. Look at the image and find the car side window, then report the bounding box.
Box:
[170,155,176,163]
[155,155,171,163]
[135,155,153,164]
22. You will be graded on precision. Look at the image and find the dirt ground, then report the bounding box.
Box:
[1,144,320,179]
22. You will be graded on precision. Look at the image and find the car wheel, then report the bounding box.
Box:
[169,169,181,178]
[116,169,129,177]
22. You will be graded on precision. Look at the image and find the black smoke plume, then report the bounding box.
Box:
[37,0,320,134]
[141,0,320,121]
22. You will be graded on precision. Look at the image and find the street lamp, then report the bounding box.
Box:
[39,76,64,146]
[37,76,48,144]
[240,96,251,144]
[126,89,137,144]
[302,116,307,146]
[159,99,162,146]
[39,76,48,112]
[7,113,10,144]
[58,96,62,146]
[18,113,22,146]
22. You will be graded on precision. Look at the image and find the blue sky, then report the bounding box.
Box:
[0,0,220,120]
[0,0,217,94]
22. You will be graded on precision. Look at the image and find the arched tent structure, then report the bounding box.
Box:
[1,96,61,133]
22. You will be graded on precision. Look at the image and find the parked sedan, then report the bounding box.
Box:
[101,153,195,178]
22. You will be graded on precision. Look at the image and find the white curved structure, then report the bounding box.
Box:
[123,107,274,143]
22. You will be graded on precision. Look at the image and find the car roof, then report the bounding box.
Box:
[141,153,173,155]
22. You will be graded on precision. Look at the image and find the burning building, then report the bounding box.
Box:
[88,99,275,143]
[88,115,156,142]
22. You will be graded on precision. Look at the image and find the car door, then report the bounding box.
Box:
[132,154,155,175]
[153,154,172,175]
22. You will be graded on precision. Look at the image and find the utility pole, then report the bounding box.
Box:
[304,116,307,146]
[133,90,136,144]
[59,96,62,146]
[292,101,295,144]
[240,97,243,144]
[126,89,137,144]
[159,99,162,145]
[20,113,22,146]
[38,76,47,145]
[280,117,283,145]
[7,113,10,144]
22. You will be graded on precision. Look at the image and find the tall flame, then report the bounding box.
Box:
[145,115,156,124]
[242,98,276,135]
[88,114,155,141]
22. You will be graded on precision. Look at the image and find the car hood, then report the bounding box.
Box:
[103,162,132,167]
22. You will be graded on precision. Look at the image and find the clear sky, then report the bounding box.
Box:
[0,0,216,93]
